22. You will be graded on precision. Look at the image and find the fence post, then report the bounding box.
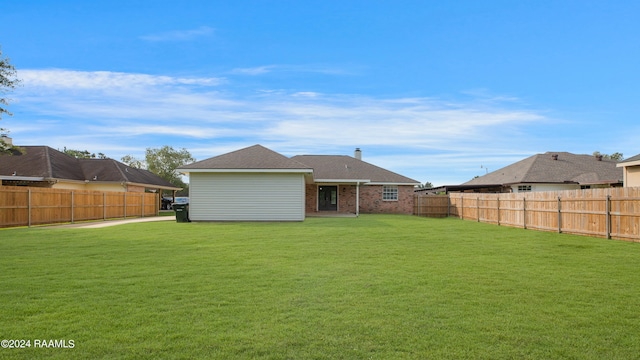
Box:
[142,193,145,217]
[606,195,611,239]
[461,196,464,220]
[28,188,32,228]
[477,196,480,222]
[497,196,500,226]
[447,195,451,217]
[557,196,562,233]
[523,197,527,229]
[124,192,127,219]
[103,192,106,220]
[71,191,75,224]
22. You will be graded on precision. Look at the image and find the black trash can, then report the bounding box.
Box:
[173,203,190,222]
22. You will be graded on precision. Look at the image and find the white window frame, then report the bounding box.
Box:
[382,185,398,201]
[517,185,532,192]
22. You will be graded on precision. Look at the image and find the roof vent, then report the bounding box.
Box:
[354,148,362,160]
[596,154,603,161]
[552,154,558,160]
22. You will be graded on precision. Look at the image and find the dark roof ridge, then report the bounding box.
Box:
[112,159,131,182]
[44,146,54,178]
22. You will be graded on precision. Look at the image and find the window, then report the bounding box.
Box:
[517,185,532,192]
[383,185,398,201]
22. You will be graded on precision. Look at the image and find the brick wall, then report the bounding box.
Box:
[304,184,414,215]
[358,185,415,214]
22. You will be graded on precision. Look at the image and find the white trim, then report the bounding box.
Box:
[0,175,45,181]
[618,160,640,168]
[178,168,312,174]
[314,179,370,184]
[368,181,421,186]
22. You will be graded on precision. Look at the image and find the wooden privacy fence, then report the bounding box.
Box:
[0,186,159,228]
[413,195,450,218]
[415,187,640,242]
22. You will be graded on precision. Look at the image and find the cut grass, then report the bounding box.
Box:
[1,215,639,359]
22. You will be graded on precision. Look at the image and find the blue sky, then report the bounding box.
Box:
[1,0,639,186]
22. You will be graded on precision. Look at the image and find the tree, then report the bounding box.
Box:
[62,147,108,159]
[121,154,144,169]
[593,151,624,161]
[1,47,21,153]
[144,145,195,189]
[417,182,434,189]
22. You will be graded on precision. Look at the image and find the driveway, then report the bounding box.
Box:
[54,216,175,229]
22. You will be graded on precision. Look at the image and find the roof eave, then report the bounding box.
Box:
[178,168,313,174]
[617,160,640,167]
[367,181,422,186]
[314,179,371,184]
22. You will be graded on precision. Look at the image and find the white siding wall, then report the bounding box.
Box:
[189,172,306,221]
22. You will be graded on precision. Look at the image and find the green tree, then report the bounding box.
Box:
[120,154,144,169]
[62,147,108,159]
[1,47,21,153]
[593,151,624,161]
[145,145,195,189]
[417,182,434,189]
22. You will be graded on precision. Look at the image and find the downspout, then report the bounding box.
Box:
[356,182,360,217]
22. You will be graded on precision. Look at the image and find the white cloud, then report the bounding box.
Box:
[231,66,277,75]
[230,64,356,76]
[20,69,224,89]
[139,26,214,42]
[11,68,557,185]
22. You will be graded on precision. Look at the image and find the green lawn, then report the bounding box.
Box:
[1,215,639,359]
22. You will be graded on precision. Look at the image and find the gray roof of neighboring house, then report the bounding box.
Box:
[292,155,420,184]
[462,151,623,186]
[619,153,640,164]
[0,146,180,189]
[179,144,311,170]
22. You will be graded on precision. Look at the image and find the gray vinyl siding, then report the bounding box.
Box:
[189,172,306,221]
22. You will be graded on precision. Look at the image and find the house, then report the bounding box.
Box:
[452,152,623,193]
[177,145,420,221]
[616,153,640,187]
[0,144,181,196]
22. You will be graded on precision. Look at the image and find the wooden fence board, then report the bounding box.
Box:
[415,187,640,242]
[0,186,159,228]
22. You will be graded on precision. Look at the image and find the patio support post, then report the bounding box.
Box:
[356,182,360,217]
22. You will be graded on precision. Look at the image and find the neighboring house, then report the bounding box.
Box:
[0,145,181,196]
[616,153,640,187]
[452,152,623,193]
[177,145,420,221]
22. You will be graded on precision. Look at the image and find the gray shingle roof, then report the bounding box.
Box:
[179,145,419,184]
[179,144,312,170]
[619,153,640,164]
[0,146,180,189]
[463,152,623,186]
[292,155,420,184]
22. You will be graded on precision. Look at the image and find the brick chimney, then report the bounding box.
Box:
[354,148,362,160]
